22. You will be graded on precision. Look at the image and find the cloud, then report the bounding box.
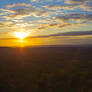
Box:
[0,21,16,28]
[43,0,92,11]
[48,23,72,28]
[27,30,92,38]
[43,3,92,11]
[2,7,48,20]
[30,0,39,2]
[0,30,92,40]
[66,0,92,5]
[7,3,31,8]
[55,31,92,36]
[0,8,14,13]
[43,4,79,10]
[66,0,92,11]
[66,0,85,4]
[30,0,55,3]
[36,23,73,30]
[54,13,92,23]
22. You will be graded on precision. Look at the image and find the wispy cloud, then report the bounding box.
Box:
[27,30,92,38]
[7,3,31,8]
[66,0,92,11]
[54,13,92,23]
[37,23,73,30]
[43,4,79,10]
[1,7,48,20]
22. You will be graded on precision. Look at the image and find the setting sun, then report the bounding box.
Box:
[15,32,28,39]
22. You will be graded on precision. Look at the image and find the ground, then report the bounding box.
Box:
[0,47,92,92]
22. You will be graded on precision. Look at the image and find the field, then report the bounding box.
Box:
[0,47,92,92]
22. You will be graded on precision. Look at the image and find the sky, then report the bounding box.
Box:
[0,0,92,47]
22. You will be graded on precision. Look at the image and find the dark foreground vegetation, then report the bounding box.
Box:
[0,47,92,92]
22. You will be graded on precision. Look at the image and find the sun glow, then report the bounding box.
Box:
[15,32,28,39]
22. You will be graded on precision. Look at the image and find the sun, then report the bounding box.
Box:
[15,32,28,39]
